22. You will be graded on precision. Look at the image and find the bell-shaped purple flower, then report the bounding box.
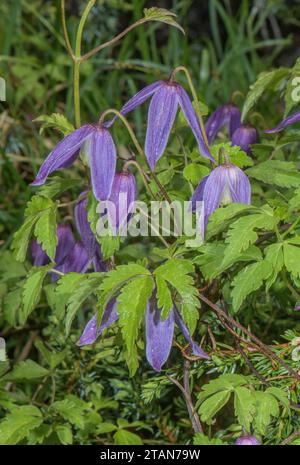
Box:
[107,171,136,235]
[77,299,118,346]
[78,295,209,372]
[116,80,213,170]
[31,124,116,201]
[265,111,300,133]
[57,241,90,275]
[75,193,97,259]
[205,103,241,144]
[191,163,251,238]
[231,124,258,154]
[235,435,260,445]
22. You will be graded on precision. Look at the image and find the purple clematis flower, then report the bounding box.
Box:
[191,164,251,238]
[235,435,260,446]
[114,80,213,170]
[231,124,258,154]
[75,193,97,259]
[265,111,300,133]
[77,296,209,372]
[31,124,116,201]
[107,171,137,235]
[31,224,75,266]
[205,103,241,145]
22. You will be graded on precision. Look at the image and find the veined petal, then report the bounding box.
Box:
[108,172,136,234]
[146,302,174,372]
[89,128,116,201]
[31,240,49,266]
[202,166,227,227]
[55,224,76,265]
[174,306,209,359]
[31,125,94,186]
[58,241,90,274]
[145,83,178,170]
[75,193,97,259]
[205,104,241,144]
[93,247,107,272]
[226,165,251,204]
[176,86,213,161]
[77,300,118,346]
[190,176,208,212]
[265,111,300,133]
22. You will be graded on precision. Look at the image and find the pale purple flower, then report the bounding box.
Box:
[56,241,90,275]
[31,124,116,201]
[205,103,241,144]
[31,224,75,266]
[235,435,260,445]
[231,124,258,154]
[75,193,97,259]
[265,111,300,133]
[107,171,136,235]
[114,80,213,170]
[191,164,251,237]
[78,296,209,372]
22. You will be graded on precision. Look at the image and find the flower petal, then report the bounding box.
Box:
[231,124,258,154]
[265,111,300,133]
[77,300,118,346]
[108,172,136,234]
[58,241,90,274]
[190,176,209,212]
[176,85,214,161]
[93,247,107,272]
[146,302,174,372]
[55,224,76,265]
[174,306,210,359]
[89,128,116,200]
[31,125,94,186]
[226,165,251,204]
[75,193,97,259]
[202,166,227,228]
[145,83,178,170]
[205,104,241,144]
[31,240,49,266]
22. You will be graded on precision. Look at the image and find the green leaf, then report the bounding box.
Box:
[0,251,27,281]
[20,264,52,324]
[247,160,300,188]
[265,387,289,410]
[96,423,118,434]
[11,215,37,262]
[289,188,300,212]
[222,210,277,266]
[242,68,289,121]
[198,390,231,423]
[234,386,256,431]
[56,425,73,445]
[254,392,279,435]
[34,200,57,261]
[283,243,300,279]
[0,406,43,445]
[38,177,81,199]
[264,243,284,289]
[211,143,254,168]
[114,429,143,445]
[206,203,254,239]
[50,397,86,428]
[197,374,248,404]
[100,264,150,296]
[4,360,48,381]
[183,163,210,185]
[34,113,74,136]
[117,275,154,376]
[143,7,184,34]
[231,261,273,312]
[3,287,22,326]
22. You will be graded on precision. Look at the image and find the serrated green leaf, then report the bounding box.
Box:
[198,390,231,423]
[193,433,227,445]
[155,275,173,319]
[0,406,43,445]
[247,160,300,188]
[4,360,48,381]
[143,7,184,34]
[283,243,300,279]
[34,113,74,136]
[211,143,254,168]
[183,163,210,185]
[264,243,284,290]
[56,425,73,445]
[50,396,86,428]
[11,215,37,262]
[114,429,143,445]
[20,264,52,324]
[38,177,81,199]
[234,386,256,431]
[242,68,289,121]
[254,392,279,435]
[117,275,154,376]
[231,261,273,312]
[206,203,254,239]
[34,201,57,261]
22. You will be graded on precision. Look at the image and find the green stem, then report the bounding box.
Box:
[60,0,74,58]
[123,160,156,200]
[282,217,300,239]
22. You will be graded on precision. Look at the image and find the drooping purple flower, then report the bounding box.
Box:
[205,103,241,145]
[78,296,209,371]
[145,301,175,372]
[191,164,251,238]
[265,111,300,133]
[77,300,118,346]
[75,193,97,259]
[235,435,260,446]
[115,80,213,170]
[107,171,136,234]
[31,224,75,266]
[231,124,258,154]
[57,241,90,274]
[31,124,116,201]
